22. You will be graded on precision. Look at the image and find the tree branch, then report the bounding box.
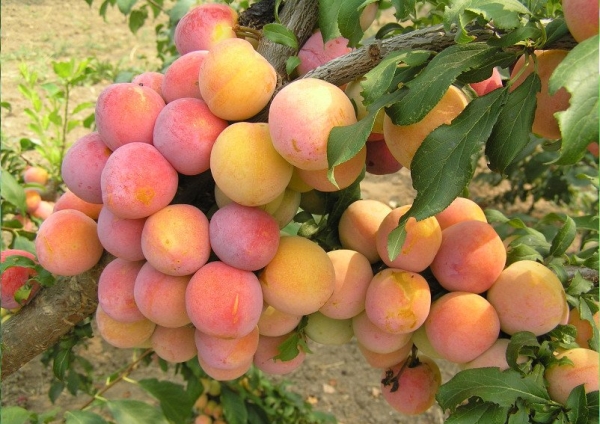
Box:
[1,253,114,381]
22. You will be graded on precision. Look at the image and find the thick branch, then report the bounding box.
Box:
[1,253,113,381]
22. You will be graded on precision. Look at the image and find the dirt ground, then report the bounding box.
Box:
[1,1,468,423]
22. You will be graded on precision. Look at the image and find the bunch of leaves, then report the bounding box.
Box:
[15,58,96,183]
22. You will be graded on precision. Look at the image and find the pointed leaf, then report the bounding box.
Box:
[445,400,509,423]
[117,0,137,15]
[566,385,588,424]
[387,88,507,261]
[318,0,343,41]
[1,170,27,212]
[221,385,249,424]
[327,112,376,169]
[263,23,299,50]
[436,367,552,412]
[106,399,169,424]
[486,74,540,174]
[548,216,576,258]
[387,43,500,125]
[548,35,599,165]
[65,410,110,424]
[338,0,365,48]
[390,0,416,20]
[138,378,193,424]
[128,9,147,33]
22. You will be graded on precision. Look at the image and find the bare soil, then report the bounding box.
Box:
[1,1,468,423]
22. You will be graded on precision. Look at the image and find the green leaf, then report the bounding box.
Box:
[486,74,540,174]
[361,49,432,106]
[263,23,299,50]
[327,112,375,170]
[436,367,552,412]
[506,331,540,372]
[586,391,599,423]
[0,406,32,424]
[285,56,301,75]
[221,385,249,424]
[318,0,343,41]
[117,0,137,15]
[106,399,169,424]
[65,410,110,424]
[445,400,509,423]
[1,170,27,212]
[72,101,95,114]
[138,379,193,424]
[338,0,365,48]
[129,9,147,33]
[486,24,543,48]
[548,215,576,258]
[390,0,416,20]
[387,88,507,261]
[548,35,599,165]
[566,385,589,424]
[386,43,500,126]
[444,0,532,43]
[53,348,72,381]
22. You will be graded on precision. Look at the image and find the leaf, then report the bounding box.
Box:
[117,0,137,15]
[106,399,169,424]
[65,410,110,424]
[548,35,599,165]
[361,49,432,106]
[506,331,540,372]
[129,9,147,33]
[263,23,298,50]
[548,215,576,258]
[338,0,365,48]
[1,170,27,213]
[318,0,343,42]
[436,367,552,412]
[53,348,72,381]
[586,391,600,423]
[138,378,193,424]
[221,385,249,424]
[444,0,532,43]
[486,73,540,174]
[285,56,301,75]
[566,385,589,424]
[327,112,376,171]
[0,406,32,424]
[445,400,509,423]
[386,43,500,126]
[387,88,507,261]
[390,0,416,20]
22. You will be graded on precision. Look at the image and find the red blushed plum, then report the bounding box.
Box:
[469,67,503,96]
[295,147,367,192]
[198,355,252,381]
[133,262,192,328]
[434,196,487,230]
[545,348,599,405]
[141,204,210,277]
[338,199,392,263]
[151,325,197,363]
[54,190,103,220]
[95,304,156,349]
[186,261,263,339]
[358,341,414,369]
[97,207,146,262]
[269,78,357,171]
[366,140,402,175]
[195,326,259,370]
[161,51,207,102]
[381,356,442,415]
[153,98,227,175]
[296,30,352,77]
[259,236,336,317]
[352,311,412,354]
[31,201,54,221]
[430,220,506,294]
[1,249,40,310]
[101,142,178,219]
[97,258,146,323]
[253,333,306,375]
[209,202,280,271]
[425,291,500,363]
[174,4,238,55]
[95,83,165,151]
[35,209,104,276]
[132,71,164,99]
[257,304,302,337]
[61,132,112,204]
[562,0,599,42]
[365,268,431,335]
[486,260,568,336]
[375,205,442,272]
[319,249,373,320]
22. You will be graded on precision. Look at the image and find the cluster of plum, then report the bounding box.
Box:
[2,0,598,419]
